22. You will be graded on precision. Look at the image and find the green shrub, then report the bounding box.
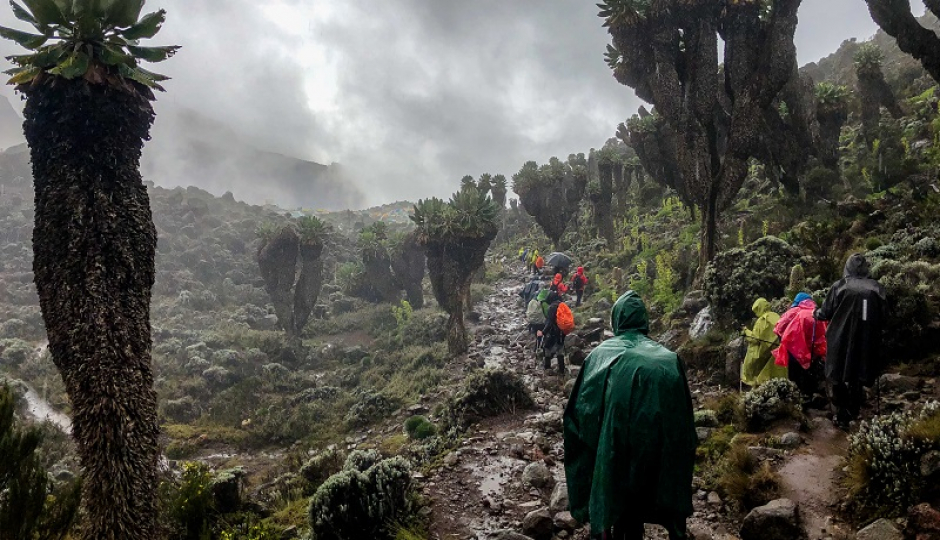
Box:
[165,462,216,540]
[440,369,534,431]
[742,379,803,432]
[345,391,398,428]
[404,416,438,440]
[703,237,801,322]
[344,449,382,472]
[844,401,940,519]
[308,456,416,540]
[300,448,346,495]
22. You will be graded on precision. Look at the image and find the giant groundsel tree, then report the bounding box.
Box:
[512,157,588,248]
[0,0,177,538]
[600,0,804,264]
[411,186,499,354]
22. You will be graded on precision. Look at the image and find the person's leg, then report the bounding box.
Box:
[557,351,566,374]
[848,381,864,421]
[788,357,810,401]
[611,518,645,540]
[831,381,850,427]
[576,289,583,307]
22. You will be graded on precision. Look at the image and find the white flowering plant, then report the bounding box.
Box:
[845,401,940,518]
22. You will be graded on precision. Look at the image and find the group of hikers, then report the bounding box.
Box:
[553,252,886,539]
[741,253,886,430]
[517,247,589,374]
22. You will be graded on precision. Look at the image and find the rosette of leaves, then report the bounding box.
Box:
[1,0,179,94]
[853,42,885,73]
[815,82,850,167]
[411,186,498,354]
[490,174,508,209]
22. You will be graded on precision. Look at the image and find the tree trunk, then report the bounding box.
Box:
[24,79,160,540]
[292,242,324,335]
[258,227,300,335]
[699,194,719,272]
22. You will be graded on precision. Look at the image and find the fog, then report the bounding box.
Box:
[0,0,912,208]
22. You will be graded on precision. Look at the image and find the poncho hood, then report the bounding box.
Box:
[752,297,772,317]
[844,253,871,278]
[611,291,650,336]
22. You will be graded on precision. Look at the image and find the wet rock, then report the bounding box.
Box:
[726,336,745,383]
[878,374,922,394]
[567,347,587,366]
[549,482,569,514]
[921,451,940,479]
[595,298,613,313]
[779,432,802,448]
[553,511,578,531]
[689,306,714,340]
[904,391,922,401]
[740,498,801,540]
[747,446,785,462]
[522,508,553,540]
[707,491,722,505]
[696,427,715,442]
[857,518,903,540]
[907,503,940,539]
[680,291,708,316]
[522,461,554,489]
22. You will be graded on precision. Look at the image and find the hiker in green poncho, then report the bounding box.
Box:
[563,291,696,540]
[741,297,786,386]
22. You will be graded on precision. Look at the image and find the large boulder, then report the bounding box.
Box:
[856,518,903,540]
[907,503,940,540]
[877,373,922,394]
[740,498,802,540]
[521,508,553,540]
[549,482,569,514]
[522,461,554,489]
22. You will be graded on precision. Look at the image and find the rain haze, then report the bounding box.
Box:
[0,0,918,209]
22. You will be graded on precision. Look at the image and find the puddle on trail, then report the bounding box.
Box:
[470,455,525,498]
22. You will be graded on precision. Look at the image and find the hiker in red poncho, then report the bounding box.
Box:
[570,267,588,307]
[773,293,828,405]
[549,273,568,296]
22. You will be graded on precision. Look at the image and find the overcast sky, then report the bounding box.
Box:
[0,1,922,208]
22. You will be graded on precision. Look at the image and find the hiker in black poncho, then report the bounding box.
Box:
[815,253,887,429]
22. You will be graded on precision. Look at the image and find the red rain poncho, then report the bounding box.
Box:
[773,299,827,369]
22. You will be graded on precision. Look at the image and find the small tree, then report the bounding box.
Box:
[512,157,587,248]
[411,187,499,354]
[815,82,850,168]
[348,223,400,303]
[389,230,426,309]
[491,174,508,209]
[257,216,327,336]
[854,43,903,146]
[592,147,619,245]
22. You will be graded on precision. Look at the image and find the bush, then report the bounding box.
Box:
[440,369,534,431]
[344,449,382,473]
[403,415,437,440]
[742,379,803,432]
[844,401,940,519]
[703,236,801,322]
[299,448,345,495]
[345,391,397,428]
[308,456,416,540]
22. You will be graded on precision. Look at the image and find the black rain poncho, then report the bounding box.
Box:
[563,291,696,536]
[815,254,887,386]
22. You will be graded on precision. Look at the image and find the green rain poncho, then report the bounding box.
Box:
[563,292,696,537]
[741,298,785,386]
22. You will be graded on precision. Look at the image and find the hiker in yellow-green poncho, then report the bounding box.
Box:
[563,291,696,539]
[741,297,786,386]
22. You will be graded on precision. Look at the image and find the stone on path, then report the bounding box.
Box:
[521,507,553,540]
[487,530,535,540]
[779,432,802,448]
[553,510,578,531]
[522,461,554,489]
[856,518,903,540]
[549,482,569,513]
[907,503,940,539]
[740,498,801,540]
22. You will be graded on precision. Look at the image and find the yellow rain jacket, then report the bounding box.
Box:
[741,298,785,385]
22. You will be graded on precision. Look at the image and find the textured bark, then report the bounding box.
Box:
[594,158,616,245]
[23,78,160,540]
[293,240,324,334]
[865,0,940,84]
[389,231,425,309]
[422,236,492,355]
[258,226,300,334]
